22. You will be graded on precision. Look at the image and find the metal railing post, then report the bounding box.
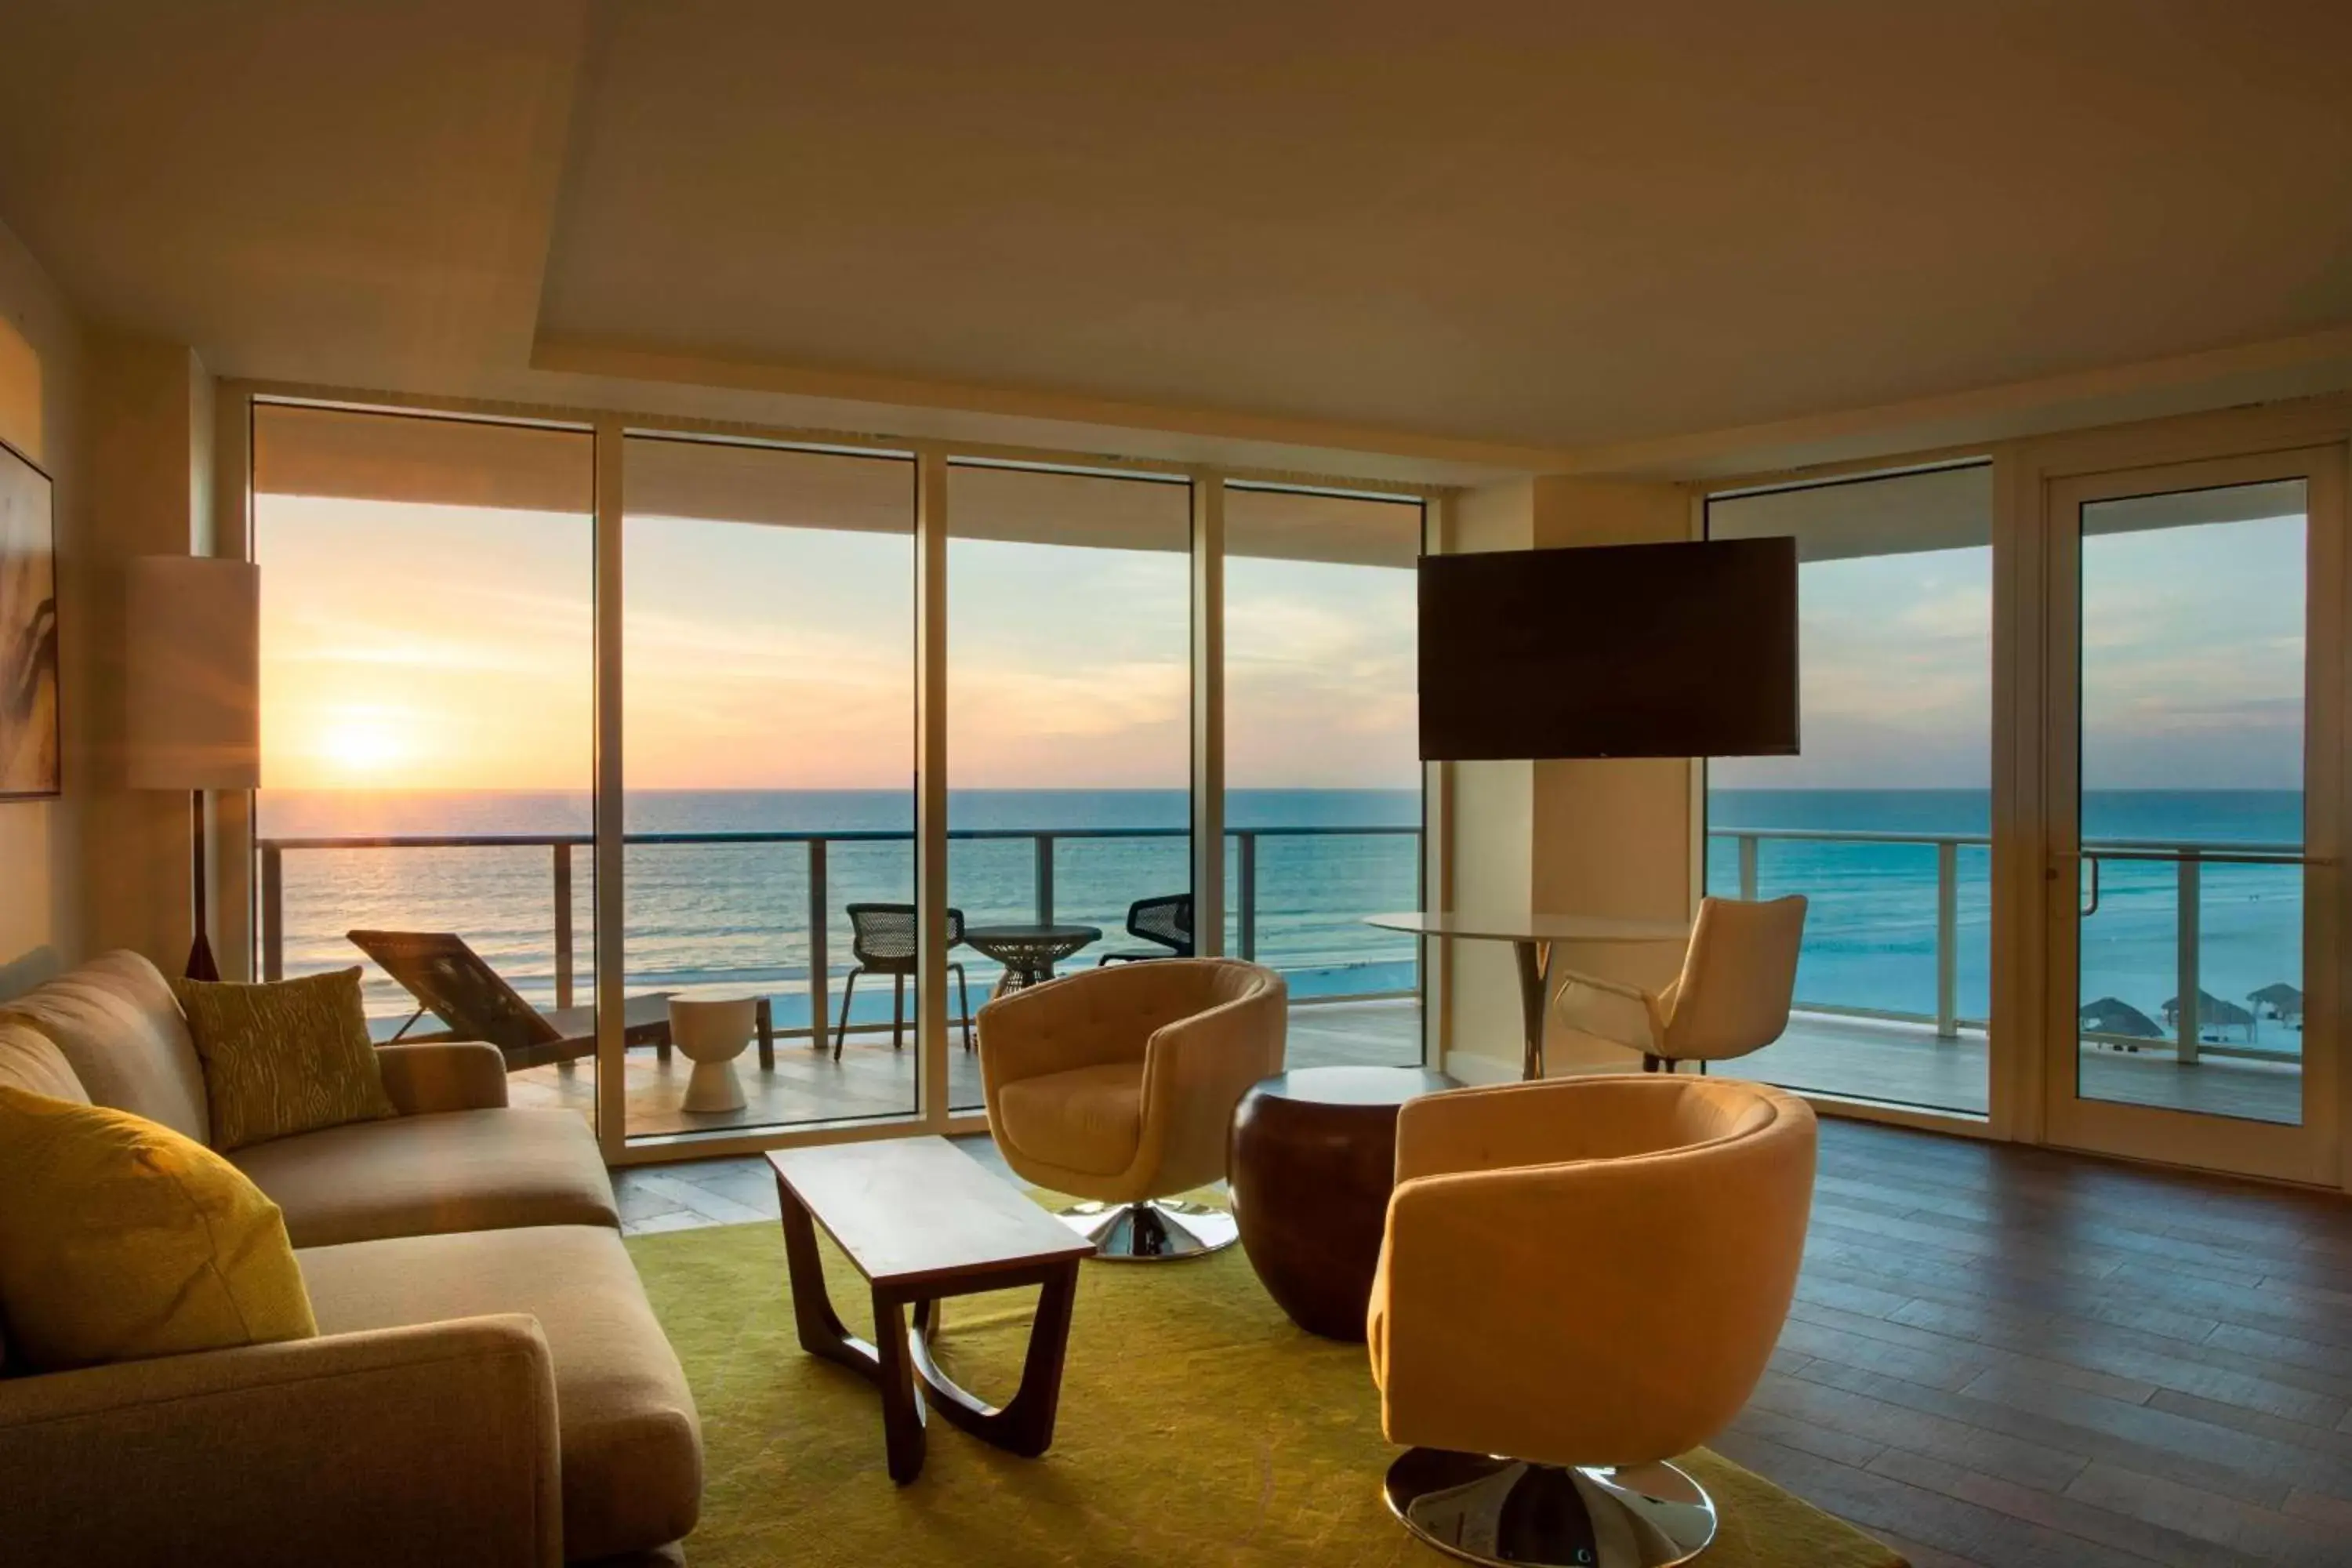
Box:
[1737,834,1759,902]
[1034,833,1054,926]
[260,844,284,982]
[552,842,574,1010]
[2176,852,2201,1065]
[1236,831,1258,961]
[1934,839,1958,1040]
[806,838,828,1051]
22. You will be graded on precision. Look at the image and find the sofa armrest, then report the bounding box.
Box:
[377,1039,510,1113]
[0,1316,561,1567]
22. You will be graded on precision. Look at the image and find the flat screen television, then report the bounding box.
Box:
[1418,535,1798,760]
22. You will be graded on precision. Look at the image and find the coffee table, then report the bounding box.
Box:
[767,1138,1094,1483]
[1229,1066,1458,1339]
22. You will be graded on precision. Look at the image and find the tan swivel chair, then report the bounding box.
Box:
[1369,1076,1817,1567]
[1553,895,1808,1073]
[978,958,1286,1260]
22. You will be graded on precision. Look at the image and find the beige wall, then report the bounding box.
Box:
[1437,476,1698,1080]
[1527,477,1698,1073]
[76,333,215,969]
[0,216,83,997]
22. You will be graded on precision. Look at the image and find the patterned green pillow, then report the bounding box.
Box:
[172,969,397,1152]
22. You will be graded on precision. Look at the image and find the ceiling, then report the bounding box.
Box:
[2,0,2349,482]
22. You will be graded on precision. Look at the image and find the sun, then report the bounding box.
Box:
[314,710,414,781]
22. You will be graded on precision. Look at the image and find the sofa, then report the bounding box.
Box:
[0,951,702,1568]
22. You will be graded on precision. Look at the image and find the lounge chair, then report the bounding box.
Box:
[347,929,771,1074]
[1097,893,1194,964]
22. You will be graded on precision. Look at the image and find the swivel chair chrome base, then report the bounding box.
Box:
[1057,1198,1238,1261]
[1384,1449,1718,1568]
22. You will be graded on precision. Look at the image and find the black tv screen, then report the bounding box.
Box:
[1418,536,1798,760]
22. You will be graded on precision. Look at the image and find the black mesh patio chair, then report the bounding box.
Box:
[834,903,974,1059]
[1097,893,1194,964]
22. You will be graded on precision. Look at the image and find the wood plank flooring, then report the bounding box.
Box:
[618,1117,2352,1566]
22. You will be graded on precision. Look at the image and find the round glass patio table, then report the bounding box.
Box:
[1364,910,1688,1081]
[961,923,1103,994]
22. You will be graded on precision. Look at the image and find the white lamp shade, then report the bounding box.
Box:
[126,556,260,790]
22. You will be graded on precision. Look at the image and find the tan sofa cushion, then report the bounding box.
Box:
[0,950,209,1141]
[230,1108,619,1248]
[0,1017,87,1103]
[300,1225,701,1562]
[993,1061,1143,1178]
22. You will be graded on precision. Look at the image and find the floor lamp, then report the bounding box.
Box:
[127,557,260,982]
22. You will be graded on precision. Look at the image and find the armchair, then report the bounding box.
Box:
[978,958,1286,1259]
[1370,1075,1816,1567]
[1552,895,1807,1073]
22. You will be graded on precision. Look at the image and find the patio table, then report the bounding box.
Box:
[961,923,1102,994]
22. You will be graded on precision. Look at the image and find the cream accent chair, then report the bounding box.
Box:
[1554,895,1807,1074]
[978,958,1285,1260]
[1369,1076,1816,1568]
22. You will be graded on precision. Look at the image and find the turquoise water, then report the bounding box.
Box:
[1708,789,2304,1048]
[259,788,1423,1028]
[260,785,2303,1053]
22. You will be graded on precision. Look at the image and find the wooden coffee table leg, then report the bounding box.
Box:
[778,1173,937,1480]
[906,1261,1079,1458]
[775,1173,877,1379]
[872,1287,929,1484]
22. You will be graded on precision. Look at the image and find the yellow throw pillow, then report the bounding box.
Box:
[173,968,397,1152]
[0,1086,317,1371]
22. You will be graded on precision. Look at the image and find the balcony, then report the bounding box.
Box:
[257,824,1425,1138]
[258,821,2303,1134]
[1714,826,2305,1123]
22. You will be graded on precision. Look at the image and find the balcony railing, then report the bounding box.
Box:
[1712,826,2307,1064]
[256,825,1422,1041]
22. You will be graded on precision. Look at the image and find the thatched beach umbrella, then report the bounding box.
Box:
[2248,982,2303,1027]
[2161,989,2256,1042]
[2079,996,2161,1046]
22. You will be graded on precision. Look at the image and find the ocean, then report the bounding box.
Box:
[259,786,2304,1051]
[259,788,1425,1031]
[1708,789,2305,1049]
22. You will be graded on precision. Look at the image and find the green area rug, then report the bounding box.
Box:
[627,1221,1904,1566]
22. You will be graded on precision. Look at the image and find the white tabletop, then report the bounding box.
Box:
[1366,910,1689,944]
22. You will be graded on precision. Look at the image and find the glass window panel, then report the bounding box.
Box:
[622,437,916,1138]
[1224,486,1423,1065]
[946,463,1192,1112]
[2076,481,2307,1125]
[253,405,598,1128]
[1706,464,1993,1114]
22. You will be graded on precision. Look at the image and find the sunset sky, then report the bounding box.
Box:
[256,495,1420,794]
[260,496,2303,798]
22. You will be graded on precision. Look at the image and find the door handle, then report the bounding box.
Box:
[2079,854,2100,919]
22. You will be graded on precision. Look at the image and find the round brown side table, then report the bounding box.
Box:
[1229,1065,1458,1341]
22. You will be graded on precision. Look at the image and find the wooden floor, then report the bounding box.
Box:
[510,996,1422,1136]
[618,1118,2352,1566]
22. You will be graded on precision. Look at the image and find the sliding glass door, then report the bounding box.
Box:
[1706,466,1994,1114]
[1224,485,1425,1065]
[620,437,916,1138]
[252,405,601,1127]
[944,463,1194,1114]
[2044,451,2343,1183]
